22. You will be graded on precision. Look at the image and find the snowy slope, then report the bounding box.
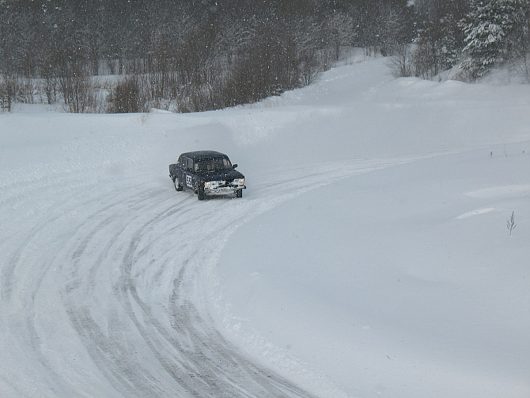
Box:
[214,149,530,398]
[1,56,529,398]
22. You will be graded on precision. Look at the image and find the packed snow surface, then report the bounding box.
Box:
[1,56,529,398]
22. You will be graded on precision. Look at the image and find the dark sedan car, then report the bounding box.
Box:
[169,151,246,200]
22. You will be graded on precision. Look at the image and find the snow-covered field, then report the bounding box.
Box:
[1,57,529,398]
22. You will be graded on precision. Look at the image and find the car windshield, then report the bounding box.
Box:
[194,157,231,172]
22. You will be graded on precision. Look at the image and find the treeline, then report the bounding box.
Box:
[402,0,530,80]
[0,0,528,113]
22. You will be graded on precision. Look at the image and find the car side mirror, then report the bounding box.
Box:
[233,164,238,169]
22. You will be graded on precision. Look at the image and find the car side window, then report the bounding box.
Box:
[186,158,193,172]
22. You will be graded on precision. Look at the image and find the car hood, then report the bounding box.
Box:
[200,169,244,181]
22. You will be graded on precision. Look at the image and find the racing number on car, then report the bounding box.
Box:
[186,174,193,188]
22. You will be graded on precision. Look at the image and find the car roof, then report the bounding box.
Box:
[181,151,229,160]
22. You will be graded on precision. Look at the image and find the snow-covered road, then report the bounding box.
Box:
[0,148,415,397]
[1,170,308,397]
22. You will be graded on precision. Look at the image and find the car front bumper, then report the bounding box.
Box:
[205,185,246,195]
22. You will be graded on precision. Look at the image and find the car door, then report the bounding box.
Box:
[184,158,194,190]
[176,156,185,189]
[175,156,184,182]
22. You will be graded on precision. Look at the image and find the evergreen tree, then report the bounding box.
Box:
[412,0,469,77]
[462,0,529,78]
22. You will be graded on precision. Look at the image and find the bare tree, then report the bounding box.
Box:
[0,74,15,112]
[108,76,145,113]
[58,64,96,113]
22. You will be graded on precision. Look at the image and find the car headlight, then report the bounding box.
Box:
[233,178,245,186]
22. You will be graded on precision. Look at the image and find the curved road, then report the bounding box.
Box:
[0,158,412,397]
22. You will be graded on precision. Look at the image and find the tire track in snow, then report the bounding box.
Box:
[62,194,192,397]
[0,175,145,301]
[1,157,422,397]
[60,185,315,397]
[0,173,156,397]
[7,181,153,396]
[117,202,316,397]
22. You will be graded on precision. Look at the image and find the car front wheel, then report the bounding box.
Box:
[174,177,183,191]
[198,184,206,200]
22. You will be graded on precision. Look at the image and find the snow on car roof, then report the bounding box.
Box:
[181,150,228,160]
